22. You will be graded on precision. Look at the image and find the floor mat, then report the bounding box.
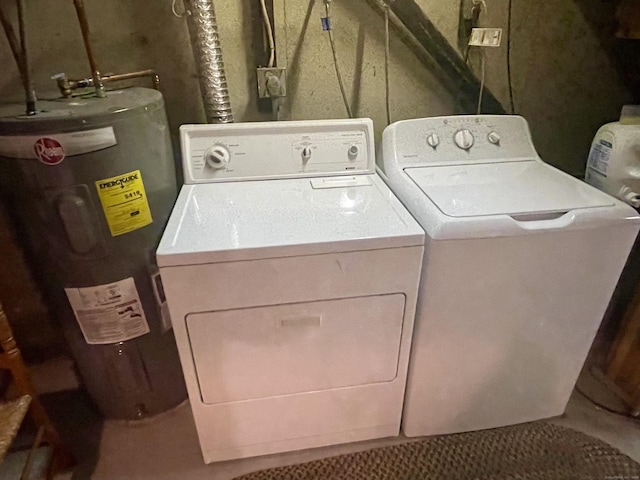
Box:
[234,423,640,480]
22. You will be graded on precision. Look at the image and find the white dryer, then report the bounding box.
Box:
[380,115,640,437]
[157,119,424,463]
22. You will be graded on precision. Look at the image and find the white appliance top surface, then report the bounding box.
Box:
[405,160,615,217]
[157,174,424,265]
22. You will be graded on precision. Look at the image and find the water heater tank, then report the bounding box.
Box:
[585,122,640,208]
[0,88,187,419]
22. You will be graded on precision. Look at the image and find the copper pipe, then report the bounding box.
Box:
[17,0,36,114]
[0,4,25,80]
[55,69,161,98]
[72,0,105,97]
[1,0,36,115]
[104,70,160,90]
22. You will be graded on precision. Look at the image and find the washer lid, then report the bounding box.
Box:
[405,160,615,218]
[157,174,424,266]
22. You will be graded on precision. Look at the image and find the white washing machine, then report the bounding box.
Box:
[379,115,640,437]
[156,119,424,463]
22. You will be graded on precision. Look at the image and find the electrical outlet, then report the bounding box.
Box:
[257,68,287,99]
[469,28,503,47]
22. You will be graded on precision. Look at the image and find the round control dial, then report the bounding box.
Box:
[454,129,474,150]
[487,131,501,145]
[426,133,440,148]
[205,145,230,169]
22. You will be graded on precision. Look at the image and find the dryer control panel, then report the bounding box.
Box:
[382,115,539,169]
[181,119,374,184]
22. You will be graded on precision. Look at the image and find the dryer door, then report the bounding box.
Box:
[186,294,406,405]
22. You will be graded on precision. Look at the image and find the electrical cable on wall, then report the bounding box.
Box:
[463,0,488,115]
[384,3,392,125]
[323,0,353,118]
[260,0,275,68]
[463,0,484,66]
[171,0,190,18]
[507,0,515,114]
[477,49,485,114]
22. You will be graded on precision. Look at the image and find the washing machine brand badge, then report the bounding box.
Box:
[34,137,65,165]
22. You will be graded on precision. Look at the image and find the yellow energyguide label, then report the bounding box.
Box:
[95,169,153,236]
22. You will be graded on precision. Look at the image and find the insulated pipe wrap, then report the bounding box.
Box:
[185,0,234,123]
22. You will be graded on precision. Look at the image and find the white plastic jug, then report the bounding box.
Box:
[585,117,640,208]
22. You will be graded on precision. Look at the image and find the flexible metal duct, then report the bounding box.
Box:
[184,0,234,123]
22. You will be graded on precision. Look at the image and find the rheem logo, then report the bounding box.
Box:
[34,138,65,165]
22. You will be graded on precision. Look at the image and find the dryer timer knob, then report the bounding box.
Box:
[454,129,474,150]
[205,145,230,169]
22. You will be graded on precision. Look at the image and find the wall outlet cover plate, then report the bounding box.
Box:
[257,68,287,99]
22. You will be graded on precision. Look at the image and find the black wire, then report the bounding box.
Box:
[324,1,353,118]
[507,0,515,114]
[575,386,640,421]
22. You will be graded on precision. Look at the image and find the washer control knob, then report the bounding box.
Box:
[426,133,440,148]
[205,145,230,169]
[348,145,359,159]
[487,131,501,145]
[302,146,312,161]
[454,129,474,150]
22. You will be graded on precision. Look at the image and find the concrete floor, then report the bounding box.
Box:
[2,357,637,479]
[50,388,640,480]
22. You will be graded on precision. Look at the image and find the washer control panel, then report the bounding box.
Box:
[387,115,537,167]
[181,119,374,184]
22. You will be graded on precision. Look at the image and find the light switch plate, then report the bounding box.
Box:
[469,28,503,47]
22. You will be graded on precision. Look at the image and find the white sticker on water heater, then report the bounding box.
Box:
[65,277,150,345]
[0,126,117,161]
